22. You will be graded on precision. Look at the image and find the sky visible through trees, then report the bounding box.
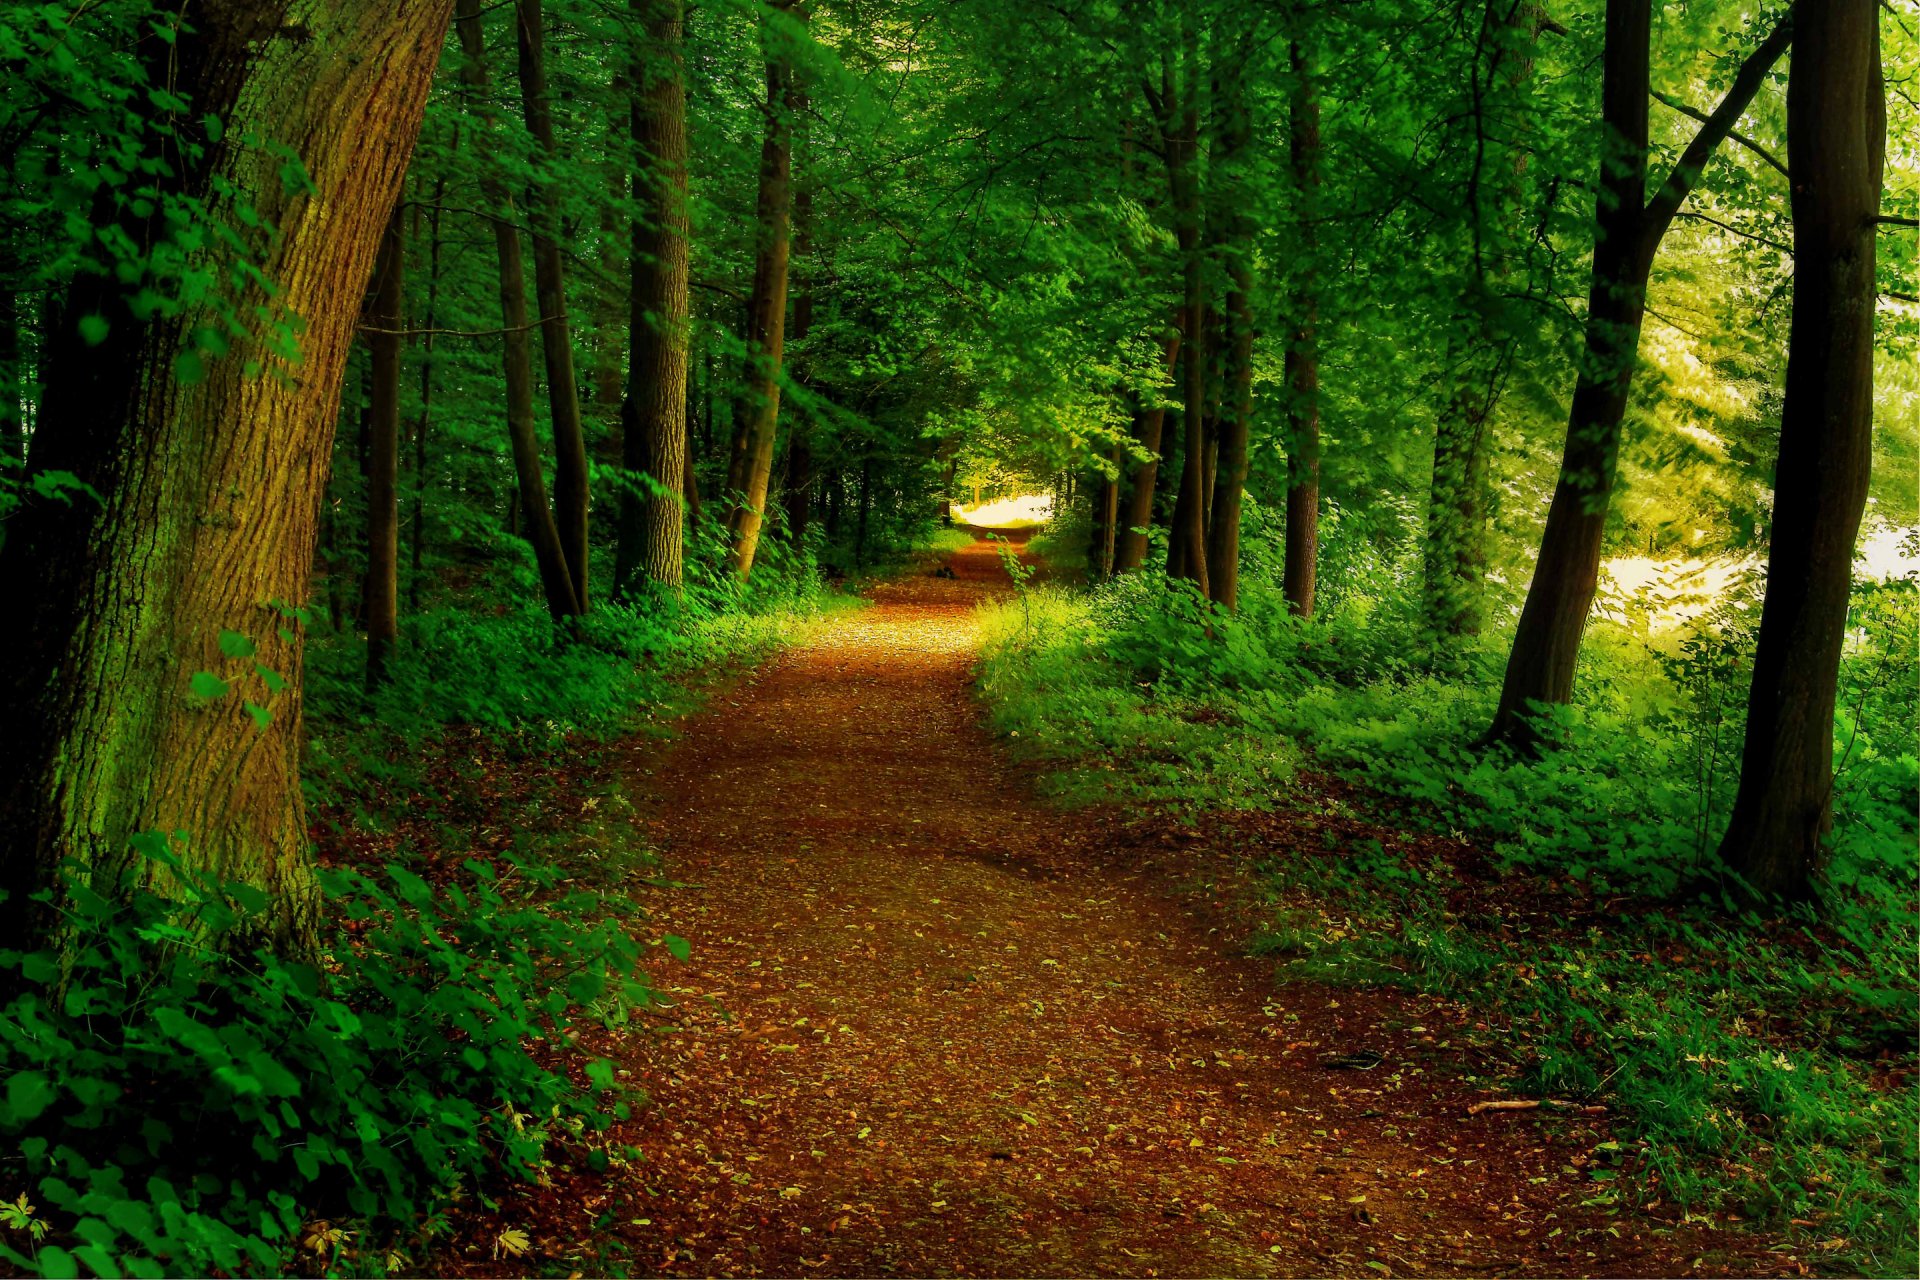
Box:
[0,0,1916,1276]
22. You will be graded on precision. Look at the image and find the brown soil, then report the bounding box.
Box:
[483,536,1797,1278]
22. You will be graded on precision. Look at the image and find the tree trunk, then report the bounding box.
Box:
[616,0,691,597]
[1205,40,1255,611]
[1116,325,1179,573]
[409,176,447,613]
[1282,37,1322,619]
[363,204,404,688]
[514,0,591,608]
[727,2,800,578]
[1487,4,1793,746]
[1717,0,1883,902]
[0,281,21,463]
[1422,1,1544,640]
[0,0,453,953]
[456,0,580,621]
[784,151,815,543]
[1164,3,1208,597]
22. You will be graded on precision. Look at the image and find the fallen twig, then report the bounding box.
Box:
[1466,1098,1609,1117]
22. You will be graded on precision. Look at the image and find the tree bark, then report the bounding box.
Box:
[1717,0,1883,901]
[727,2,800,578]
[616,0,691,596]
[514,0,592,608]
[1487,5,1793,747]
[1282,37,1322,619]
[0,0,453,953]
[0,281,21,463]
[363,203,404,688]
[456,0,580,621]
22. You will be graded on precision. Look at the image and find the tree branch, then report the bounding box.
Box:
[1673,210,1792,254]
[357,317,559,339]
[1649,87,1788,180]
[1873,214,1919,229]
[1642,14,1795,242]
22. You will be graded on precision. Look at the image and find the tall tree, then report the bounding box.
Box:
[1282,35,1322,619]
[514,0,592,607]
[1423,0,1546,640]
[1163,9,1209,598]
[727,1,801,579]
[455,0,580,621]
[0,0,454,952]
[1204,33,1256,612]
[1717,0,1886,901]
[1486,4,1794,747]
[363,204,405,688]
[617,0,692,596]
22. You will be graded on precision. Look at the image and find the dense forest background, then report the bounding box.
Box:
[0,0,1915,1276]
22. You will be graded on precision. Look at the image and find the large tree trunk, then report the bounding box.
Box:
[616,0,691,596]
[1487,4,1793,746]
[727,2,800,578]
[1115,325,1179,573]
[363,204,404,688]
[0,0,453,953]
[456,0,580,621]
[1717,0,1884,902]
[514,0,591,608]
[0,281,21,463]
[1282,37,1322,619]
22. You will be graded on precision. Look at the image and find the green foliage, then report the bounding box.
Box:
[978,553,1919,1273]
[0,837,657,1278]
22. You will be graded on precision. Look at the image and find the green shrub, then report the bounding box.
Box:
[0,838,661,1278]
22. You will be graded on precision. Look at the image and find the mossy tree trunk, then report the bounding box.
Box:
[0,0,454,954]
[1282,36,1322,619]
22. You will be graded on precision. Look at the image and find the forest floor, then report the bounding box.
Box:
[451,536,1801,1279]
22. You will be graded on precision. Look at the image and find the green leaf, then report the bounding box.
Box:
[255,663,287,693]
[77,314,110,345]
[5,1070,56,1123]
[189,671,229,699]
[174,350,206,385]
[662,934,692,962]
[218,628,256,658]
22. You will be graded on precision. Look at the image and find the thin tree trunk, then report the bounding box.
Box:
[0,281,21,463]
[728,2,800,577]
[616,0,691,596]
[456,0,579,620]
[784,149,815,543]
[363,203,404,688]
[0,0,452,953]
[1423,1,1543,640]
[1164,6,1207,596]
[1717,0,1883,901]
[1282,37,1322,619]
[1205,39,1255,611]
[855,455,872,568]
[1116,324,1179,573]
[1487,5,1793,746]
[515,0,591,607]
[409,176,446,612]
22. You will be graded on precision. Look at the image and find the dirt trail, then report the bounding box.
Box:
[598,537,1764,1278]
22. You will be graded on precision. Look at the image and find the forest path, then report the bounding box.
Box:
[600,537,1741,1279]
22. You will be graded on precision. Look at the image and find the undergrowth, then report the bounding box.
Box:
[976,516,1919,1277]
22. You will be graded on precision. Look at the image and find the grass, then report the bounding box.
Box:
[973,570,1919,1277]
